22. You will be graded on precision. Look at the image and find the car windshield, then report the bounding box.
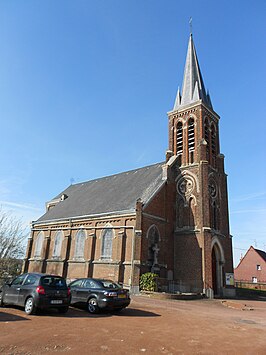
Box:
[41,276,67,288]
[98,280,121,289]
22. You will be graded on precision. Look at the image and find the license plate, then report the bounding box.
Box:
[51,300,63,304]
[118,294,126,298]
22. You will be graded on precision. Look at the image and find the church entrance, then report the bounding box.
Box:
[211,242,224,296]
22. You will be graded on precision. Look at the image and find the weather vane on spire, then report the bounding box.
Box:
[189,17,193,35]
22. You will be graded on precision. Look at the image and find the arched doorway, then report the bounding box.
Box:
[211,240,224,296]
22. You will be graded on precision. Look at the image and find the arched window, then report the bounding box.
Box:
[52,230,63,258]
[147,225,160,266]
[74,229,86,259]
[211,124,216,166]
[101,225,113,259]
[210,201,219,230]
[188,118,195,163]
[34,231,44,258]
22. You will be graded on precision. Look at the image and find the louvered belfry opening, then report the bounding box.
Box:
[188,118,195,163]
[211,125,216,167]
[176,121,183,165]
[204,118,210,161]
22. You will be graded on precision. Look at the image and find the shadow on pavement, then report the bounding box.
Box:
[40,306,160,318]
[0,310,29,322]
[115,307,161,317]
[0,305,160,319]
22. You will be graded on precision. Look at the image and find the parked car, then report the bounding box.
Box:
[0,272,71,315]
[69,278,130,313]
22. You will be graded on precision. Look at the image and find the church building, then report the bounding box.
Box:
[23,34,234,298]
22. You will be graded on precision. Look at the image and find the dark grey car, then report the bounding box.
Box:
[69,278,130,313]
[0,273,71,315]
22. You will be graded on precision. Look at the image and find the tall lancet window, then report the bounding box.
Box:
[211,124,216,166]
[188,118,195,163]
[204,118,210,160]
[52,230,63,259]
[147,225,160,267]
[74,229,86,259]
[101,224,113,259]
[176,122,183,165]
[34,231,44,258]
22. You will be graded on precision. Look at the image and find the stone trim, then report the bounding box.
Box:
[175,228,200,235]
[32,211,136,226]
[92,260,121,265]
[142,212,167,223]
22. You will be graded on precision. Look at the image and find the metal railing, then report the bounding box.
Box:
[235,281,266,291]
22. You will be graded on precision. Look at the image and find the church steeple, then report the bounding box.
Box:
[173,34,212,110]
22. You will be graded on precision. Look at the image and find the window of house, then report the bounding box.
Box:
[252,277,257,283]
[101,225,113,259]
[257,265,261,271]
[74,229,86,259]
[52,230,63,258]
[34,231,44,258]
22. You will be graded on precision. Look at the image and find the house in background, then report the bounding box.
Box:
[234,246,266,285]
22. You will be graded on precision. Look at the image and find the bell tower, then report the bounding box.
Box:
[168,34,234,297]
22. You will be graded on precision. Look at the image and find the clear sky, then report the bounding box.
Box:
[0,0,265,266]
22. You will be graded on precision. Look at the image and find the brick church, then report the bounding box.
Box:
[23,34,234,298]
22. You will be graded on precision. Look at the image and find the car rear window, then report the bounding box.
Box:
[99,280,121,289]
[40,276,67,288]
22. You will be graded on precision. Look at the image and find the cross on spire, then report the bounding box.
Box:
[189,17,193,35]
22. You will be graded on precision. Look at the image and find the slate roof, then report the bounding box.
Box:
[255,248,266,262]
[35,162,166,223]
[173,34,212,110]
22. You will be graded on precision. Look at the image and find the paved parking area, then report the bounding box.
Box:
[1,295,266,354]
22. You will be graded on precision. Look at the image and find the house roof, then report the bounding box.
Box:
[255,248,266,262]
[35,162,166,223]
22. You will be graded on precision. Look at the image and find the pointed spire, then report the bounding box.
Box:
[173,34,212,110]
[173,87,181,110]
[206,89,213,109]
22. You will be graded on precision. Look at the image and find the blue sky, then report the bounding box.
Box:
[0,0,265,266]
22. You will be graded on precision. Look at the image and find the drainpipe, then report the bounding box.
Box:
[130,199,143,294]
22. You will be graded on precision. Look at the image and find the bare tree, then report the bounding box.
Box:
[0,208,28,279]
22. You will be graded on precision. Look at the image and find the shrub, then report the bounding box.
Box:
[139,272,158,292]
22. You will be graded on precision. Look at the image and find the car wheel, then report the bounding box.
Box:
[58,306,69,314]
[0,292,4,307]
[25,297,36,315]
[87,297,99,314]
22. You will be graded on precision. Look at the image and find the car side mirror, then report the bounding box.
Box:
[4,278,13,286]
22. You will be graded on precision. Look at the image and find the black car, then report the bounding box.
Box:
[69,278,130,313]
[0,273,71,315]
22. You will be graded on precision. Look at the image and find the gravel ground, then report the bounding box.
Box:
[0,295,266,354]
